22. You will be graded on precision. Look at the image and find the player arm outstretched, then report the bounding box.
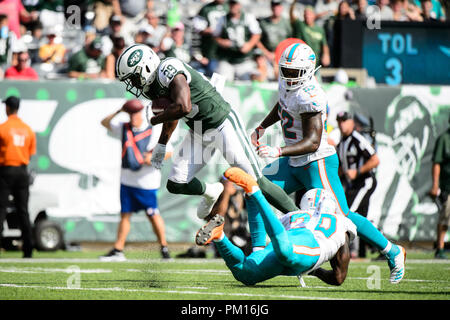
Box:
[309,233,351,286]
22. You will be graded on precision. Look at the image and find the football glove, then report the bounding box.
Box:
[251,125,266,147]
[151,143,166,169]
[257,144,281,158]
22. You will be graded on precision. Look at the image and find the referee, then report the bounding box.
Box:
[0,96,36,258]
[336,111,379,258]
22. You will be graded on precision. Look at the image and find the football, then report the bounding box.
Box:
[151,97,172,115]
[122,99,144,114]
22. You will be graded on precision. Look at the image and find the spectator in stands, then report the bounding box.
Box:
[391,0,413,20]
[101,15,133,57]
[105,36,125,79]
[38,27,66,64]
[400,0,423,21]
[35,0,65,31]
[415,0,446,21]
[93,0,121,33]
[419,0,446,21]
[137,10,168,52]
[290,3,331,67]
[250,49,275,82]
[429,117,450,259]
[214,0,262,82]
[192,0,228,77]
[134,25,153,46]
[376,0,394,20]
[353,0,369,20]
[0,14,16,69]
[315,0,339,27]
[337,1,356,20]
[160,22,191,64]
[0,0,38,39]
[68,37,107,79]
[256,0,292,79]
[4,50,38,80]
[26,21,44,64]
[116,0,152,39]
[84,25,98,47]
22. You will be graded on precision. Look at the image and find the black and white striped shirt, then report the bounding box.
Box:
[337,130,376,188]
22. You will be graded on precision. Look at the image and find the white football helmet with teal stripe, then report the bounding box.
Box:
[300,188,337,216]
[279,42,317,90]
[116,44,161,97]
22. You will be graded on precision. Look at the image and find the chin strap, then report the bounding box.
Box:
[313,65,322,74]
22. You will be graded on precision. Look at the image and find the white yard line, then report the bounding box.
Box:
[0,258,448,264]
[0,267,112,274]
[0,258,224,264]
[0,283,351,300]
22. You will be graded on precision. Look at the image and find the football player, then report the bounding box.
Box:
[197,167,356,286]
[115,44,298,232]
[250,42,406,283]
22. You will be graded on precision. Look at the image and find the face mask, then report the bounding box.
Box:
[0,26,9,39]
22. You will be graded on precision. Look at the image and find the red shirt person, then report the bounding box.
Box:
[5,51,38,80]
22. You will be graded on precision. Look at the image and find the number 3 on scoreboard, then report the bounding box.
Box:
[385,57,402,85]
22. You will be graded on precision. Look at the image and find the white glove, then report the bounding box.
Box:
[251,125,265,147]
[151,143,166,169]
[257,144,281,158]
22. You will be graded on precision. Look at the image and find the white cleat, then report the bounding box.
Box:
[197,183,224,219]
[388,245,406,284]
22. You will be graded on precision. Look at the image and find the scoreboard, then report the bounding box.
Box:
[362,23,450,85]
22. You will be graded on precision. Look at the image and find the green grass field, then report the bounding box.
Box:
[0,248,449,301]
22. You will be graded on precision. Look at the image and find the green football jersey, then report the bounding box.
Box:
[143,57,231,132]
[197,1,228,59]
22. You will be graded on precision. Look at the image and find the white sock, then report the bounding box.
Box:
[203,182,222,198]
[381,242,392,256]
[247,186,260,196]
[252,246,265,252]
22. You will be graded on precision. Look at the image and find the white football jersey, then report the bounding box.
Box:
[277,77,336,167]
[280,209,357,274]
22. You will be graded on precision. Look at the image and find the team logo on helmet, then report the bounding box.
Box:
[127,49,143,67]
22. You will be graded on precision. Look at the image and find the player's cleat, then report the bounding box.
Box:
[160,246,171,259]
[197,182,224,219]
[99,248,127,262]
[223,167,259,194]
[388,245,406,284]
[434,249,447,259]
[297,275,306,287]
[195,214,225,246]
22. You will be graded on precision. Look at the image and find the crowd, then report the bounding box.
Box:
[0,0,447,82]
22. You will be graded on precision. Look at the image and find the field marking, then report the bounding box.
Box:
[0,267,112,274]
[1,265,449,285]
[0,283,351,300]
[0,258,449,264]
[0,258,225,264]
